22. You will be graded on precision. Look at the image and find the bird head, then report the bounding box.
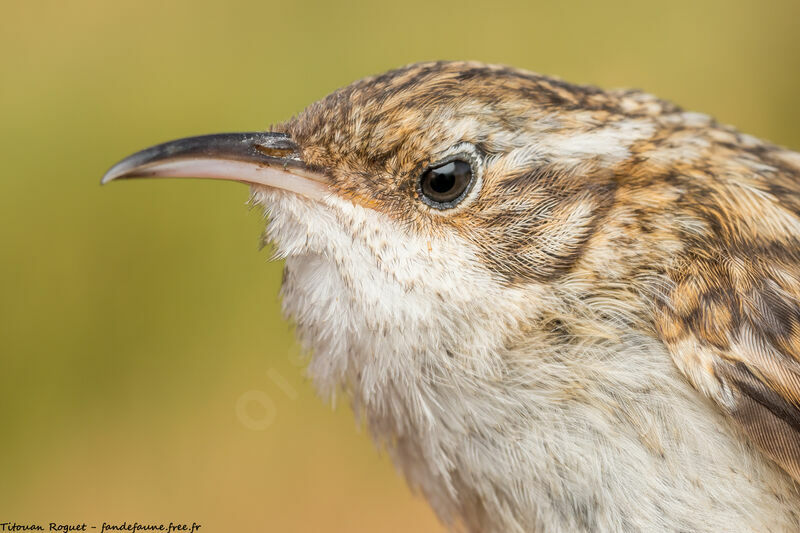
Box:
[104,60,800,531]
[103,61,679,409]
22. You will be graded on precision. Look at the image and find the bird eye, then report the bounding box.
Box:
[419,159,474,208]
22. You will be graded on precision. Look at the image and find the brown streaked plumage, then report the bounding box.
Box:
[104,61,800,532]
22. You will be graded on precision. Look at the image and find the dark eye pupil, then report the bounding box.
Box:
[429,166,456,193]
[420,159,473,207]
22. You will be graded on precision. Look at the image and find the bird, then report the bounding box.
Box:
[103,61,800,532]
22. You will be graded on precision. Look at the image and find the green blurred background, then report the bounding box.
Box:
[2,0,799,531]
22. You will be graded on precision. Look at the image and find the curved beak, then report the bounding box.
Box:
[101,132,329,201]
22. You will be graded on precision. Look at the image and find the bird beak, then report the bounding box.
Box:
[101,132,329,201]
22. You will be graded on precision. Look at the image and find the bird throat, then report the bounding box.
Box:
[253,185,798,533]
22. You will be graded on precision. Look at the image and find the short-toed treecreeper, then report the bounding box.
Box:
[104,61,800,533]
